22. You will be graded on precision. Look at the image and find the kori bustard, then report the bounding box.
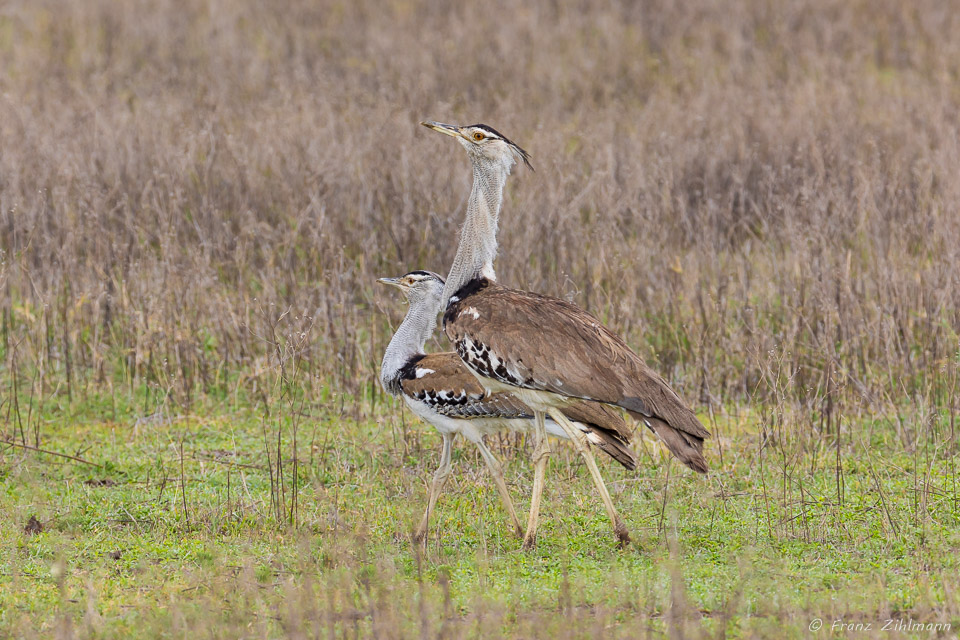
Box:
[379,270,634,545]
[421,120,709,548]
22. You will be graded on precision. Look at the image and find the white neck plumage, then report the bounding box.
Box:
[441,158,509,306]
[380,292,442,395]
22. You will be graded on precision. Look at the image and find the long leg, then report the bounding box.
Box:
[473,437,523,537]
[522,410,550,550]
[414,432,454,546]
[547,408,631,547]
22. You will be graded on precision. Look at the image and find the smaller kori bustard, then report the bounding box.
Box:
[421,120,709,549]
[378,270,635,546]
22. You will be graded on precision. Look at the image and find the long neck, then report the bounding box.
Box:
[380,295,441,395]
[441,160,507,305]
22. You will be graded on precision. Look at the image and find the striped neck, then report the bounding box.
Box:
[441,158,508,307]
[380,291,442,396]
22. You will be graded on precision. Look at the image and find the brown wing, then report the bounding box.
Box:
[444,279,709,473]
[399,352,532,420]
[399,353,637,469]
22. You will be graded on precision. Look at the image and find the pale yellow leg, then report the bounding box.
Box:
[413,433,454,546]
[522,411,550,550]
[547,408,631,547]
[473,438,524,537]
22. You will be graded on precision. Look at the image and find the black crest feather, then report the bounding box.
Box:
[469,124,534,171]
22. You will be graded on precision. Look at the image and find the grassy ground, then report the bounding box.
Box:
[2,386,958,638]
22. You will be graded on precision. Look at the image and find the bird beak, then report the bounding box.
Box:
[420,121,461,139]
[377,276,405,289]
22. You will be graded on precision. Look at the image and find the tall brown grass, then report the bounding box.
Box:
[1,0,959,419]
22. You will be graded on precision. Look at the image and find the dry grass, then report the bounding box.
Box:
[2,0,959,410]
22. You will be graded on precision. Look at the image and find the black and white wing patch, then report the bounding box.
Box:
[399,352,530,421]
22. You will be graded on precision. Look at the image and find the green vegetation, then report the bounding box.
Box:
[2,386,958,637]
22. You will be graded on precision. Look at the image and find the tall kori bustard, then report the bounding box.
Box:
[378,270,635,546]
[422,121,709,548]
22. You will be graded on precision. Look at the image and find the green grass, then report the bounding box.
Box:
[2,389,958,638]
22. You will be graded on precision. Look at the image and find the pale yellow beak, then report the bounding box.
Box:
[377,276,405,290]
[420,120,462,139]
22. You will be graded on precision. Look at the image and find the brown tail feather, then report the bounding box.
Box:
[561,401,636,471]
[627,411,708,473]
[583,427,637,471]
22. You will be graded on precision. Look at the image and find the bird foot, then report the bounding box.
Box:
[521,534,538,551]
[412,529,428,548]
[614,519,632,549]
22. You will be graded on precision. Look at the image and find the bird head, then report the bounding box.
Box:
[377,270,445,307]
[420,121,533,174]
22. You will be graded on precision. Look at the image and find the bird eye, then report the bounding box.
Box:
[473,132,485,141]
